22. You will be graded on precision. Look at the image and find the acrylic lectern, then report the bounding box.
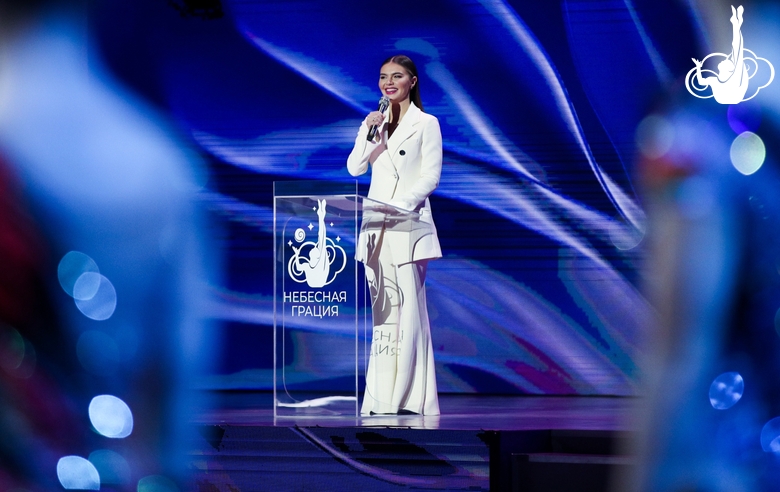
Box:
[273,180,418,418]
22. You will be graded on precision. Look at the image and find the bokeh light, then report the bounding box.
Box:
[57,456,100,490]
[727,102,761,134]
[58,252,99,298]
[0,326,25,373]
[88,395,133,439]
[75,275,117,321]
[761,417,780,452]
[77,331,120,375]
[138,474,180,492]
[89,449,131,485]
[73,272,102,301]
[730,131,765,176]
[709,372,744,410]
[0,327,36,379]
[13,339,36,379]
[636,114,674,159]
[609,222,644,251]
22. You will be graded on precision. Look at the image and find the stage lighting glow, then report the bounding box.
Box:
[730,131,765,175]
[73,271,102,301]
[89,449,131,485]
[77,331,120,375]
[58,251,99,298]
[636,114,674,159]
[75,275,117,321]
[57,456,100,490]
[88,395,133,439]
[137,474,180,492]
[761,417,780,452]
[708,372,744,410]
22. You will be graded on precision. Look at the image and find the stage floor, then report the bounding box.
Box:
[196,392,636,432]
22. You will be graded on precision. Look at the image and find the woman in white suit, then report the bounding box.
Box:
[347,55,442,416]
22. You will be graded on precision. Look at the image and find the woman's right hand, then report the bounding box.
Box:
[365,111,385,129]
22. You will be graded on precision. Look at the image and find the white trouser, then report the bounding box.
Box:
[361,232,439,415]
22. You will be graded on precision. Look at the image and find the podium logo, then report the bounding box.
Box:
[686,5,774,104]
[287,199,347,288]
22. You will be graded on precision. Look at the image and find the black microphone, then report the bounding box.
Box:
[367,96,390,142]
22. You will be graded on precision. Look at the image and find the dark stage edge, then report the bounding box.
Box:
[189,393,636,492]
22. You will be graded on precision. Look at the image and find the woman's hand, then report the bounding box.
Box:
[365,111,385,129]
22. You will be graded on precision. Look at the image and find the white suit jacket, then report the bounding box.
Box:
[347,102,442,265]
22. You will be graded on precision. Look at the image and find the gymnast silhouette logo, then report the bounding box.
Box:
[287,199,347,288]
[686,5,774,104]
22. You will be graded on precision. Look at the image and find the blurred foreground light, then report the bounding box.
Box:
[636,114,674,159]
[73,272,102,301]
[0,327,36,379]
[58,252,99,298]
[727,102,761,134]
[609,222,644,251]
[89,449,131,485]
[709,372,744,409]
[138,474,180,492]
[75,275,117,321]
[57,456,100,490]
[89,395,133,438]
[761,417,780,452]
[0,326,25,372]
[730,131,765,175]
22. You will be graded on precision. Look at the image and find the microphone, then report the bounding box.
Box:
[367,96,390,142]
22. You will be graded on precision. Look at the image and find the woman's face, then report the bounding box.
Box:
[378,62,416,104]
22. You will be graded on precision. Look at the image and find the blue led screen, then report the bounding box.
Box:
[94,0,705,395]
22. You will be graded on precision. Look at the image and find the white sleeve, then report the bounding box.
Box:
[396,116,442,208]
[346,118,384,177]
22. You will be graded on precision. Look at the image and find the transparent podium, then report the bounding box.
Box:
[273,180,419,418]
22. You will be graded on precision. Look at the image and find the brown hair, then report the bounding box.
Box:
[381,54,423,111]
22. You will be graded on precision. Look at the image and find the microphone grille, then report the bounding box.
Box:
[378,96,390,111]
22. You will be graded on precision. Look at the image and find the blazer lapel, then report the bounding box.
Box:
[387,102,421,158]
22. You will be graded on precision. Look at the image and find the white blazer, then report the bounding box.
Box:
[347,102,442,265]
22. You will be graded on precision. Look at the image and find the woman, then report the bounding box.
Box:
[347,55,442,416]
